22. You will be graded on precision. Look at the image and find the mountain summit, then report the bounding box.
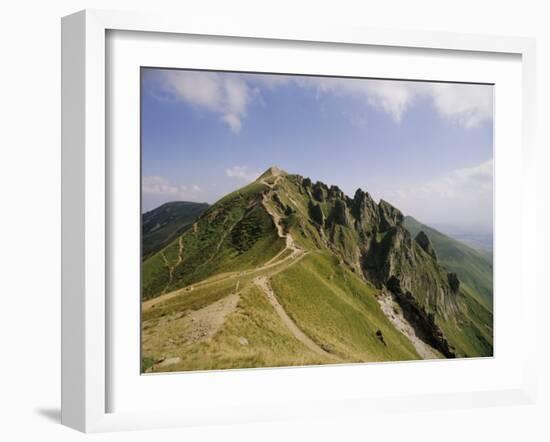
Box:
[257,165,287,180]
[141,168,493,372]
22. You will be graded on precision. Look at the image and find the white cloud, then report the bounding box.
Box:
[258,75,492,127]
[221,114,242,133]
[386,159,493,229]
[429,83,493,128]
[160,71,253,133]
[154,70,493,131]
[419,159,493,199]
[225,165,261,182]
[292,77,492,127]
[142,176,202,199]
[364,80,417,123]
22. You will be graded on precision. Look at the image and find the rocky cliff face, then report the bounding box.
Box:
[415,230,437,260]
[142,167,491,360]
[289,174,462,355]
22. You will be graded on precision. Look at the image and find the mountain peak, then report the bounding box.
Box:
[258,165,287,180]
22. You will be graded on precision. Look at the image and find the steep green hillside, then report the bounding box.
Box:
[142,180,284,300]
[142,201,209,260]
[141,167,493,373]
[404,216,493,311]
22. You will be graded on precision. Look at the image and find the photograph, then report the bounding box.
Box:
[140,68,494,373]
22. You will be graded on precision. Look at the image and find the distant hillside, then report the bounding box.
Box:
[142,201,209,260]
[141,167,493,373]
[404,216,493,311]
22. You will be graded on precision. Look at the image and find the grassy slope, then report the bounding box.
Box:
[439,287,493,357]
[142,201,209,260]
[271,252,420,362]
[142,277,332,371]
[142,174,420,371]
[142,181,285,300]
[142,251,421,372]
[141,174,493,372]
[404,216,493,311]
[403,216,493,357]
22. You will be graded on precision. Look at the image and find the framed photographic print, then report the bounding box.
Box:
[61,9,537,432]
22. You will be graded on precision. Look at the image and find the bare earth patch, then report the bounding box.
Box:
[376,289,443,360]
[185,293,240,344]
[142,293,240,359]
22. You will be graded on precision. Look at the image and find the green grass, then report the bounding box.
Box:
[144,285,329,372]
[141,201,208,260]
[142,278,238,322]
[404,216,493,311]
[142,181,284,300]
[141,356,155,372]
[438,285,493,358]
[270,252,420,362]
[141,172,493,371]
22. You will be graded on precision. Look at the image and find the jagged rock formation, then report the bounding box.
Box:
[298,176,459,313]
[293,175,461,353]
[142,166,492,365]
[415,230,437,260]
[309,202,325,226]
[378,199,404,230]
[447,272,460,293]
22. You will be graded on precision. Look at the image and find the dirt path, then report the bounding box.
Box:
[254,276,335,359]
[142,248,308,311]
[377,290,443,360]
[184,293,240,344]
[261,190,302,266]
[144,175,306,312]
[142,293,240,364]
[160,236,185,294]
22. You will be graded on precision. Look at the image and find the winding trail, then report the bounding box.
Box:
[161,236,185,294]
[143,171,331,360]
[143,176,305,311]
[252,179,337,358]
[144,170,444,362]
[254,276,335,359]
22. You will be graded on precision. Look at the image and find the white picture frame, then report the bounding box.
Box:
[61,9,537,433]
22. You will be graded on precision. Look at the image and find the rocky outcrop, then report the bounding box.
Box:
[328,199,350,227]
[328,185,345,200]
[375,329,387,346]
[309,202,325,226]
[415,230,437,260]
[296,174,460,326]
[312,182,328,202]
[378,199,404,230]
[447,272,460,294]
[387,276,456,357]
[351,188,380,232]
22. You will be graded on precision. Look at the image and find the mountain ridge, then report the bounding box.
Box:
[141,166,493,372]
[404,215,493,311]
[142,201,209,260]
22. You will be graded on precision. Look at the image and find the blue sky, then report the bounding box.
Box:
[141,68,494,232]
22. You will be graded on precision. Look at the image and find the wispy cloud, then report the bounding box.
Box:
[386,159,493,229]
[159,71,255,133]
[291,77,492,127]
[225,165,261,182]
[152,70,493,132]
[429,83,493,129]
[414,159,493,199]
[142,176,202,198]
